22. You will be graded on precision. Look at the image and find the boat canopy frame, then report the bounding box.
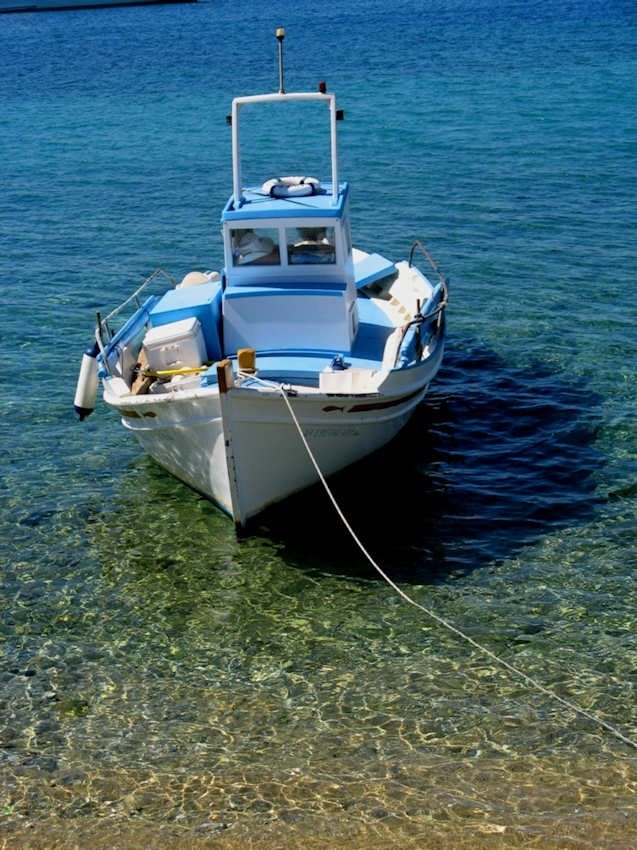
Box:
[231,91,340,209]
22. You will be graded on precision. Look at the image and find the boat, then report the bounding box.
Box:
[0,0,194,13]
[73,28,448,528]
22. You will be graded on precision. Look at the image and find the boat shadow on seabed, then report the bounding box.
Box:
[254,337,605,582]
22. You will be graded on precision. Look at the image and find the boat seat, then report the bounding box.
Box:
[354,251,396,289]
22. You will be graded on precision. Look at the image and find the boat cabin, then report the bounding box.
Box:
[221,181,357,355]
[219,89,359,358]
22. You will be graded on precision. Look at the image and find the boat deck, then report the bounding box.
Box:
[200,294,397,387]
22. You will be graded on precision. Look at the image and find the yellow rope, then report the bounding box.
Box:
[142,365,209,378]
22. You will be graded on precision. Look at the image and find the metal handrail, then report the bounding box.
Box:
[100,268,176,330]
[94,268,176,374]
[408,239,447,286]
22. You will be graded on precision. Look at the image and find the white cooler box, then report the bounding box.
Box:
[142,317,207,371]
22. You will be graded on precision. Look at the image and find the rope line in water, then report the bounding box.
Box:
[275,385,637,751]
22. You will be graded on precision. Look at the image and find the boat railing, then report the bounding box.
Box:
[393,280,448,366]
[408,239,448,287]
[95,267,176,360]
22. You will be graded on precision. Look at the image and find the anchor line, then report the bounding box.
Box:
[275,384,637,751]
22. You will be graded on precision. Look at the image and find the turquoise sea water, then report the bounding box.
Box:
[1,1,636,847]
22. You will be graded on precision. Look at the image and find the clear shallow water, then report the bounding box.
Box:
[1,1,636,847]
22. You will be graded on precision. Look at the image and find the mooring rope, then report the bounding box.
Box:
[275,384,637,750]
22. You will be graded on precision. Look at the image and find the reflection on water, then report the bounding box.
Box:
[2,343,635,849]
[260,341,605,580]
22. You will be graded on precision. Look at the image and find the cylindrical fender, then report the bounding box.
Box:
[74,340,100,421]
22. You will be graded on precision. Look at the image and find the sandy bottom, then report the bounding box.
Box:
[2,802,636,850]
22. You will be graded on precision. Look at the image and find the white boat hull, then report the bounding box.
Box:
[219,374,436,526]
[103,340,443,526]
[107,388,233,514]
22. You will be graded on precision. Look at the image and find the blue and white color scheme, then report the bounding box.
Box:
[75,29,448,527]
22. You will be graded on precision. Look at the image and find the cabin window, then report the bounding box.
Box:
[231,228,280,266]
[286,226,336,265]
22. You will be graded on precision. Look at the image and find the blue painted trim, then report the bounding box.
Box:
[243,349,383,375]
[246,348,340,359]
[419,281,445,318]
[104,295,158,355]
[224,285,346,299]
[221,182,349,222]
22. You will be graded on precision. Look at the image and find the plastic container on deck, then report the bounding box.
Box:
[142,317,207,372]
[148,279,223,362]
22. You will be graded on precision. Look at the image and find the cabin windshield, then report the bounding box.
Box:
[286,226,336,265]
[231,227,281,266]
[229,224,339,268]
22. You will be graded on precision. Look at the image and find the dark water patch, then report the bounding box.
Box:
[256,339,604,580]
[17,506,64,528]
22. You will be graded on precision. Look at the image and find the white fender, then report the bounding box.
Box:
[74,341,100,420]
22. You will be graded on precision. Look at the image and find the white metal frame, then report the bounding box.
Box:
[231,92,340,208]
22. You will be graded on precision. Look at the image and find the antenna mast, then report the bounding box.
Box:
[276,27,286,93]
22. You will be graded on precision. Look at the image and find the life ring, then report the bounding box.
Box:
[262,176,320,198]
